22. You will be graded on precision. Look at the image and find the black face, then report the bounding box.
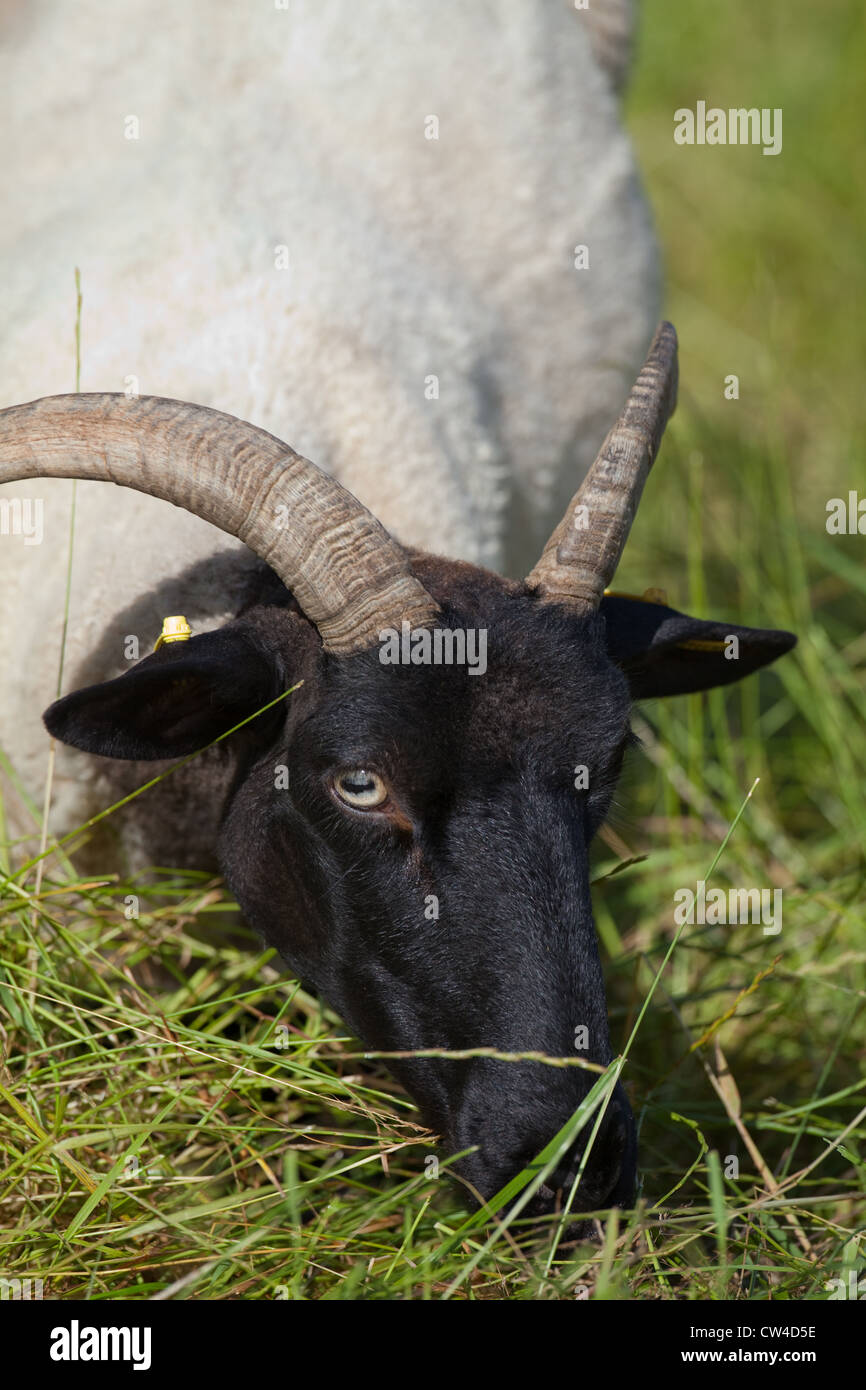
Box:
[221,590,636,1215]
[44,553,795,1223]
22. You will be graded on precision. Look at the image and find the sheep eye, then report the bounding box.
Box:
[334,769,388,810]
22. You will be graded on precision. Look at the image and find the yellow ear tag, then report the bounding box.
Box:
[603,587,669,605]
[676,638,729,652]
[154,615,192,651]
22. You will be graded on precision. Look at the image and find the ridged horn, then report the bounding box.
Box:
[525,321,678,613]
[0,393,439,654]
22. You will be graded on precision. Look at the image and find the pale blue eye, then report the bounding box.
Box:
[335,770,387,809]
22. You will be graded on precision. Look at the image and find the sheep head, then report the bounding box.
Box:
[0,324,796,1223]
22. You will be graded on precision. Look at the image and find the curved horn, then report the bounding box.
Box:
[0,394,439,654]
[525,321,678,614]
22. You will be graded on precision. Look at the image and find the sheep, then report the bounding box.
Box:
[0,0,659,847]
[0,323,797,1217]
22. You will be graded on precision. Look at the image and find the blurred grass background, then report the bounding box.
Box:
[0,0,863,1300]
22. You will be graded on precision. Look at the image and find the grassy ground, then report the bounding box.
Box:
[0,2,863,1299]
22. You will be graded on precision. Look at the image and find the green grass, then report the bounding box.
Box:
[0,0,864,1299]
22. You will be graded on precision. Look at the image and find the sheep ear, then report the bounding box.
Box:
[43,625,281,760]
[600,593,796,699]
